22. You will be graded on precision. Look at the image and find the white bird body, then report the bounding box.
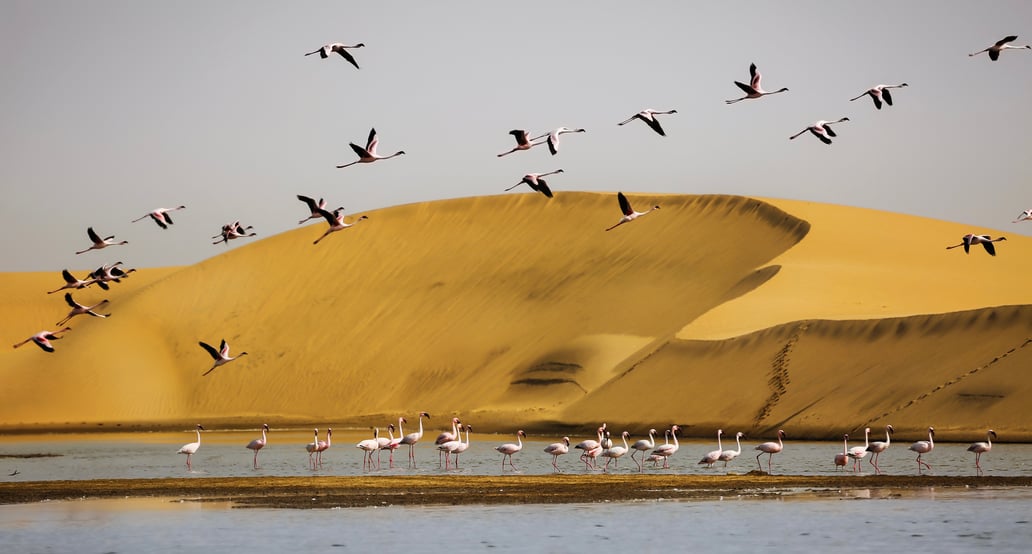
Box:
[847,427,871,472]
[866,424,894,474]
[606,192,660,232]
[1013,209,1032,223]
[946,234,1007,256]
[630,428,657,472]
[75,227,128,255]
[789,118,850,145]
[650,425,681,468]
[337,128,405,168]
[544,436,571,473]
[495,430,526,471]
[13,327,73,353]
[543,126,586,155]
[726,63,789,104]
[199,339,248,376]
[57,292,110,326]
[305,42,365,68]
[435,418,462,468]
[306,428,320,469]
[245,424,269,469]
[575,425,606,470]
[969,35,1031,61]
[754,429,787,473]
[400,412,430,467]
[968,429,997,476]
[131,206,186,229]
[315,428,332,466]
[618,109,677,136]
[497,129,547,157]
[718,431,744,470]
[909,426,935,474]
[357,428,382,470]
[601,431,630,471]
[850,84,908,110]
[177,424,204,470]
[699,429,724,468]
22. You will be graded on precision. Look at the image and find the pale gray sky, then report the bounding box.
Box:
[2,1,1030,271]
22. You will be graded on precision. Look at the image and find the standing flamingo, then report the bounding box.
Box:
[199,339,248,376]
[47,269,98,294]
[789,118,850,145]
[436,424,466,470]
[450,424,472,469]
[618,109,677,136]
[305,429,320,469]
[601,431,630,472]
[968,429,997,476]
[575,425,606,470]
[495,430,526,471]
[699,429,724,468]
[315,428,333,467]
[1013,209,1032,223]
[946,234,1007,256]
[131,206,186,229]
[75,227,128,255]
[305,42,365,69]
[177,424,204,470]
[504,169,563,198]
[754,429,787,473]
[725,63,789,104]
[630,429,657,472]
[542,126,586,155]
[605,192,660,232]
[909,426,935,474]
[850,84,908,110]
[312,208,368,245]
[969,35,1031,61]
[847,427,871,472]
[400,412,430,467]
[385,418,405,468]
[336,128,405,168]
[866,424,894,474]
[435,417,462,467]
[834,434,850,470]
[357,428,382,471]
[296,195,329,225]
[719,432,745,470]
[544,437,571,473]
[497,129,547,157]
[57,293,110,326]
[246,424,269,469]
[650,425,681,469]
[13,327,73,353]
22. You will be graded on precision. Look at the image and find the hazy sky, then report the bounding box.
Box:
[3,1,1031,271]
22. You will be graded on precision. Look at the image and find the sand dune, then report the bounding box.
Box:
[1,193,1029,440]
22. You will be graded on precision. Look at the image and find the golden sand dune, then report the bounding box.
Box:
[1,193,1029,440]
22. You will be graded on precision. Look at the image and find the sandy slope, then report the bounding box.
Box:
[1,193,1029,440]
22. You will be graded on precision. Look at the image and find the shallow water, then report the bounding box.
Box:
[0,430,1026,480]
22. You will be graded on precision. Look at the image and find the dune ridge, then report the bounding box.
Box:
[1,193,1030,440]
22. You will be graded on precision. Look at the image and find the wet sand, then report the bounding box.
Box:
[2,474,1029,509]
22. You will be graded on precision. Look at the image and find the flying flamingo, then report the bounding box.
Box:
[850,84,908,110]
[304,42,365,69]
[435,417,462,467]
[789,118,850,145]
[834,434,850,470]
[199,339,248,376]
[618,109,678,136]
[909,426,935,474]
[56,293,110,326]
[305,429,320,469]
[131,206,186,230]
[497,129,547,157]
[1013,209,1032,223]
[505,169,563,198]
[946,234,1007,256]
[542,127,586,155]
[725,63,789,104]
[866,424,894,474]
[212,221,256,245]
[357,428,382,471]
[75,227,128,255]
[754,429,787,473]
[601,431,630,472]
[969,35,1031,61]
[177,424,204,470]
[296,195,329,225]
[847,427,871,472]
[718,432,745,470]
[47,269,98,294]
[246,424,269,469]
[13,327,73,353]
[544,436,571,473]
[336,128,405,168]
[605,192,660,232]
[312,208,368,245]
[315,428,333,467]
[630,429,657,472]
[650,425,681,469]
[495,430,526,471]
[699,429,724,468]
[968,429,997,476]
[401,412,430,467]
[87,262,135,290]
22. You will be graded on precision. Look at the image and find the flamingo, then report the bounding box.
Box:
[212,221,256,245]
[754,429,787,473]
[1013,209,1032,223]
[575,425,606,470]
[198,339,248,376]
[969,35,1031,61]
[315,428,333,466]
[718,432,745,470]
[834,434,850,470]
[789,118,850,145]
[946,234,1007,256]
[850,84,908,110]
[375,423,395,468]
[400,412,430,467]
[497,129,547,157]
[177,424,204,470]
[75,227,128,255]
[336,128,405,168]
[47,269,98,294]
[725,63,789,104]
[87,262,136,290]
[847,427,871,472]
[630,429,657,472]
[968,429,997,476]
[909,426,935,474]
[305,42,365,69]
[606,192,660,232]
[450,424,472,469]
[542,127,586,155]
[436,424,466,470]
[495,430,526,471]
[866,424,894,474]
[601,431,630,472]
[618,109,677,136]
[246,424,269,469]
[385,417,406,468]
[544,436,571,473]
[305,429,320,469]
[296,195,328,225]
[650,425,681,469]
[504,169,563,198]
[131,206,186,230]
[435,417,462,467]
[312,208,368,245]
[57,293,110,326]
[699,429,725,468]
[357,428,382,471]
[13,327,72,353]
[644,429,671,468]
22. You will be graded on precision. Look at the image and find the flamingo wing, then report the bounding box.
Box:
[996,35,1019,46]
[334,47,360,69]
[881,88,893,106]
[533,178,554,198]
[963,234,972,253]
[643,115,666,136]
[982,240,997,256]
[617,192,633,215]
[218,339,230,357]
[348,142,370,158]
[297,195,319,212]
[749,63,760,89]
[316,207,340,226]
[365,128,378,153]
[86,227,102,243]
[733,80,755,95]
[63,292,80,309]
[198,341,221,360]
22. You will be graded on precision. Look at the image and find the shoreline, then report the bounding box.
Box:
[2,474,1029,509]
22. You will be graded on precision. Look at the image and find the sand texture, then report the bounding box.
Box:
[1,193,1029,439]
